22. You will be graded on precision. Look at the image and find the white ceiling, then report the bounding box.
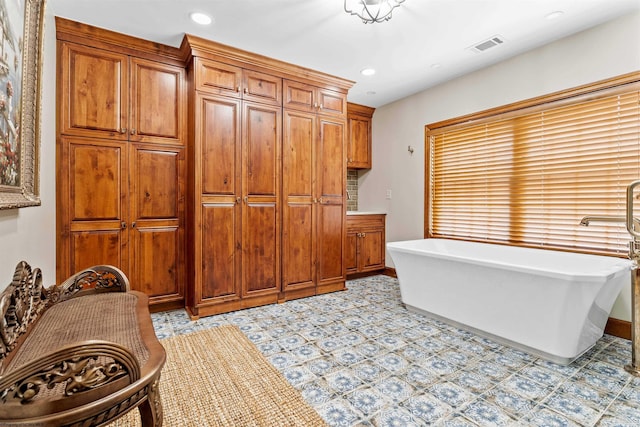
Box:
[48,0,640,108]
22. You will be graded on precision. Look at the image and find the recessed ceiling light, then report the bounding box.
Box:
[430,63,442,69]
[190,12,212,25]
[545,11,564,20]
[361,68,376,76]
[366,91,377,96]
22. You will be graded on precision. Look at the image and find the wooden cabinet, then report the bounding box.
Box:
[347,103,375,169]
[346,214,386,276]
[187,59,283,317]
[59,42,184,144]
[56,22,186,310]
[184,35,351,317]
[282,109,348,299]
[284,80,346,116]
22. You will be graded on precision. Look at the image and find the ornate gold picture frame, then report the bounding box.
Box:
[0,0,44,209]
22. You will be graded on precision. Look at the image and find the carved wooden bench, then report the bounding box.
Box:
[0,262,165,426]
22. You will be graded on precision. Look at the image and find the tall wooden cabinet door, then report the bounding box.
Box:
[129,144,185,303]
[242,102,281,297]
[348,115,371,168]
[130,58,185,144]
[196,94,242,303]
[316,117,346,288]
[282,110,316,292]
[58,42,128,140]
[58,137,129,282]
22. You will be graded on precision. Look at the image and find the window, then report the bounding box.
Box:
[426,73,640,256]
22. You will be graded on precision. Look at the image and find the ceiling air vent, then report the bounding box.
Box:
[469,35,505,53]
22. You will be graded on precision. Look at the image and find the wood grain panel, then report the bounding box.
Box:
[132,148,178,219]
[318,204,344,281]
[201,203,239,300]
[243,203,278,294]
[200,96,240,195]
[71,230,123,273]
[243,70,282,105]
[244,103,280,196]
[283,203,315,289]
[318,117,345,198]
[131,226,180,298]
[60,42,128,140]
[195,58,242,97]
[131,59,184,142]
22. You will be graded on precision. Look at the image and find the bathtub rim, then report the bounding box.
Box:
[387,238,633,283]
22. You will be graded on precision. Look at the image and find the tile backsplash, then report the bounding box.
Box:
[347,170,358,211]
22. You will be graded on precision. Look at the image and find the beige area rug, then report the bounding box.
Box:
[108,325,327,427]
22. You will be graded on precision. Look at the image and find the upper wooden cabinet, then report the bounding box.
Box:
[194,58,282,106]
[59,41,185,144]
[284,80,346,116]
[347,103,375,169]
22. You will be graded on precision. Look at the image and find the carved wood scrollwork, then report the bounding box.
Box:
[1,355,127,404]
[0,261,46,364]
[0,262,130,369]
[47,265,131,305]
[0,341,140,405]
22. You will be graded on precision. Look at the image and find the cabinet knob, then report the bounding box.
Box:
[120,128,127,134]
[319,104,324,110]
[236,197,241,204]
[313,103,319,109]
[132,222,136,228]
[130,128,137,135]
[244,196,248,203]
[243,87,248,94]
[121,221,127,229]
[236,86,241,92]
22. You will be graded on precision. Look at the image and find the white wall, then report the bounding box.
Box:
[358,11,640,321]
[0,11,57,287]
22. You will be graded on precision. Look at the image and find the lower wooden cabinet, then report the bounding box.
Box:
[346,214,386,276]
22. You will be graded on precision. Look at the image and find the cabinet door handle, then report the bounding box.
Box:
[244,196,248,203]
[130,128,137,135]
[120,128,127,134]
[132,222,136,228]
[236,86,241,92]
[362,232,366,237]
[319,104,324,110]
[243,87,248,94]
[121,221,127,229]
[236,197,241,204]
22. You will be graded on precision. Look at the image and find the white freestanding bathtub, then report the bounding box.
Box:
[387,238,632,364]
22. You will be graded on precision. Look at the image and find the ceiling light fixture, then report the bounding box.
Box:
[345,0,406,24]
[190,12,212,25]
[361,68,376,76]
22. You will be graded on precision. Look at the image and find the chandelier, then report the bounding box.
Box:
[344,0,406,24]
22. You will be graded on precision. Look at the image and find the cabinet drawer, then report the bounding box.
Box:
[347,214,385,231]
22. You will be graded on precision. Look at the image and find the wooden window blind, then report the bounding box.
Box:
[426,76,640,256]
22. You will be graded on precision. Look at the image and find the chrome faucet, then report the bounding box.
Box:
[580,180,640,377]
[579,215,640,232]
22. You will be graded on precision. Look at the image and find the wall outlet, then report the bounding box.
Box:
[386,189,392,200]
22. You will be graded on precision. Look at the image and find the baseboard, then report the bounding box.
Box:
[605,317,631,340]
[382,267,397,278]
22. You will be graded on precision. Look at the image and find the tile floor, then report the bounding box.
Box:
[151,275,640,426]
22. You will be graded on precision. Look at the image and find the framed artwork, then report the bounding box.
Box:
[0,0,44,209]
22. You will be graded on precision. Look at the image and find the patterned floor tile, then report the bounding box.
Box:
[156,275,640,427]
[401,393,453,424]
[370,406,422,427]
[373,376,415,403]
[460,399,516,426]
[543,394,601,425]
[318,398,363,427]
[346,387,390,416]
[428,382,473,408]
